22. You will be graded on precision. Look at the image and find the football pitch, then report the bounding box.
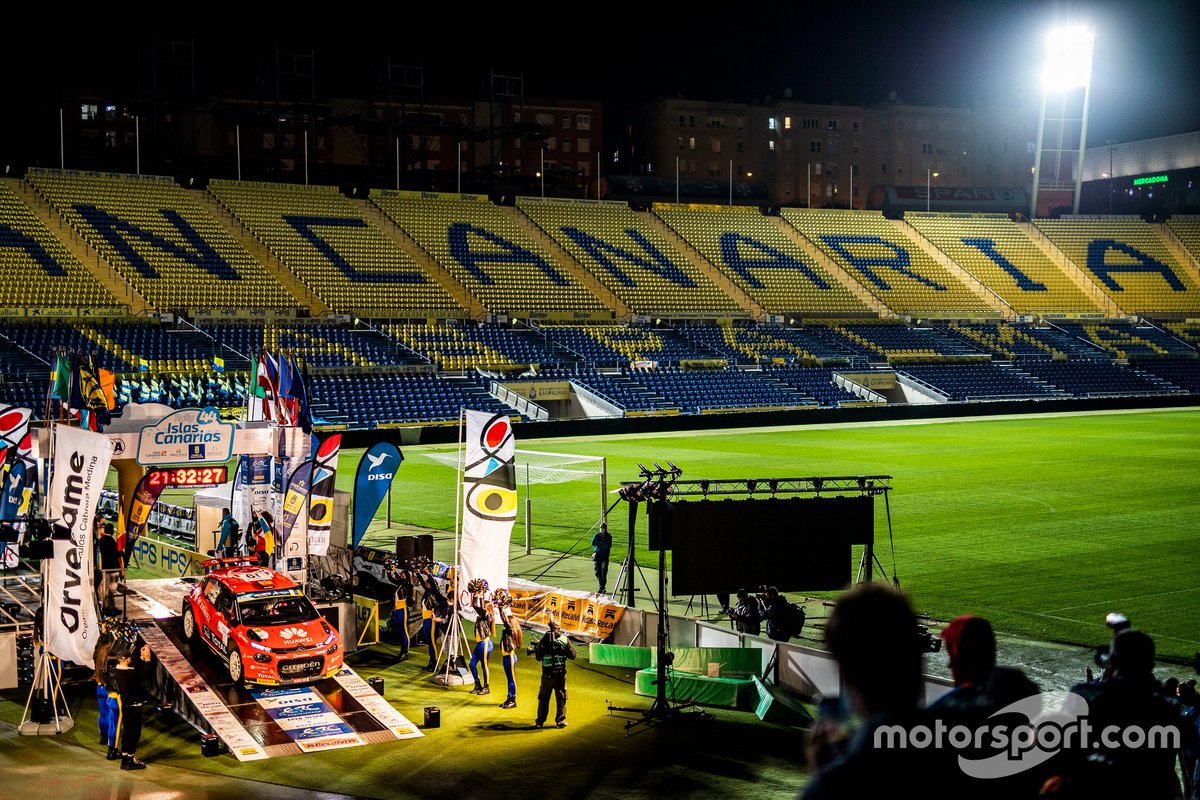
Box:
[343,406,1200,662]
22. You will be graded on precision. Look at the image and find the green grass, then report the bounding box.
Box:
[344,408,1200,661]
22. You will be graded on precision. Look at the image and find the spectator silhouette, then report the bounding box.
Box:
[1046,629,1191,799]
[800,583,939,798]
[929,614,1042,797]
[934,614,1040,712]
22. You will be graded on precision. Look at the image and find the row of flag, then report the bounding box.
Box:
[48,351,117,431]
[248,349,313,433]
[47,349,314,433]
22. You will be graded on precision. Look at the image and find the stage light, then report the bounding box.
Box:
[746,480,757,494]
[699,480,710,496]
[813,477,823,493]
[768,480,779,495]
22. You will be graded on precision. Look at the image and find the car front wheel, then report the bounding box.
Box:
[227,645,244,683]
[182,605,198,643]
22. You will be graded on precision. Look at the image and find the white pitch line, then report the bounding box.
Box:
[1041,585,1200,614]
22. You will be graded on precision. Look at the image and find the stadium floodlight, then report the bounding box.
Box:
[1031,23,1096,218]
[1042,26,1094,91]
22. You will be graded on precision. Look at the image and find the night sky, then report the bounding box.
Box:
[8,0,1198,146]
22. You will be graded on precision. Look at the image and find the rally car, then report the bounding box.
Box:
[182,557,343,685]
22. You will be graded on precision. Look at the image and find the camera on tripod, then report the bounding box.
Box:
[1093,611,1131,668]
[915,624,941,654]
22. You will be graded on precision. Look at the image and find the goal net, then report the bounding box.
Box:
[421,448,605,485]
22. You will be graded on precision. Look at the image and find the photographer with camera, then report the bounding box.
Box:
[760,586,790,643]
[528,617,575,729]
[727,588,761,636]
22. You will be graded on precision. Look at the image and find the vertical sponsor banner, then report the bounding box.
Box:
[0,462,24,521]
[232,455,272,533]
[306,434,341,557]
[0,462,24,567]
[281,460,313,582]
[458,411,516,613]
[44,424,114,668]
[0,407,32,454]
[124,469,169,562]
[273,427,309,525]
[352,443,402,547]
[113,459,146,560]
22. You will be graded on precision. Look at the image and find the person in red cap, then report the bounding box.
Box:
[929,614,1042,798]
[934,614,1039,712]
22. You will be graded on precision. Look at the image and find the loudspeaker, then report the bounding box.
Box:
[19,540,54,560]
[395,536,416,562]
[423,706,440,728]
[200,733,222,757]
[415,534,433,561]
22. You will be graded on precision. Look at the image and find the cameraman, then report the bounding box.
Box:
[760,586,789,643]
[528,618,576,729]
[727,588,761,636]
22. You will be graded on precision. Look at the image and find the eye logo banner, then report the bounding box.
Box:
[458,411,515,613]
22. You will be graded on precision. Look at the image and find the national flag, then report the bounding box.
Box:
[295,357,313,434]
[255,350,277,421]
[67,353,86,416]
[138,358,150,372]
[98,367,117,410]
[118,378,132,406]
[212,356,225,373]
[79,355,112,430]
[277,354,300,426]
[50,352,71,400]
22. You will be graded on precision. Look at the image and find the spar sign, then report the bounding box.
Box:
[137,407,234,466]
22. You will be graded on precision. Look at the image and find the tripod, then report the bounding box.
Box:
[606,464,707,733]
[609,495,658,611]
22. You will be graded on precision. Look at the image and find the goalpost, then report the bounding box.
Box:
[421,448,608,554]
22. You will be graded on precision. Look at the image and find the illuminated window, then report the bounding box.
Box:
[81,104,98,121]
[576,115,591,130]
[784,116,792,130]
[578,138,590,154]
[768,118,777,131]
[562,116,572,129]
[689,137,696,150]
[769,141,775,151]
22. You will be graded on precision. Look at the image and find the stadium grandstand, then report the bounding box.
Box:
[0,170,1196,428]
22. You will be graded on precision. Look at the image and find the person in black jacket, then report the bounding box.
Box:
[760,586,790,642]
[96,522,122,614]
[110,639,151,770]
[529,618,576,729]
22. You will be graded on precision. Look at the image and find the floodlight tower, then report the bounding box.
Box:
[1030,25,1094,218]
